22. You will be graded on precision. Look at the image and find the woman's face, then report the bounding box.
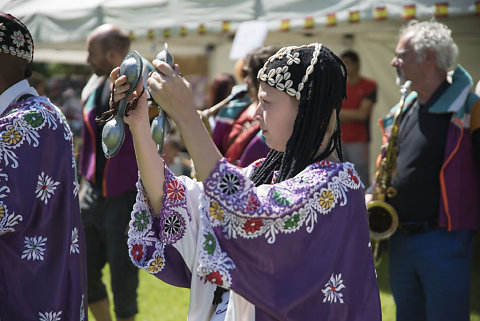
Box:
[255,82,299,152]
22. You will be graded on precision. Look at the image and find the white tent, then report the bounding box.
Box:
[2,0,480,177]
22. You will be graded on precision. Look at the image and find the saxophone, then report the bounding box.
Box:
[367,80,411,265]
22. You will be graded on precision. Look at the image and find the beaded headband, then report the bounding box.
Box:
[257,43,322,101]
[0,12,34,76]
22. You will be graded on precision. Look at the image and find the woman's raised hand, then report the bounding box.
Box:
[109,67,149,130]
[147,60,195,123]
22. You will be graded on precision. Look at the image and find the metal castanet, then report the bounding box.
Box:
[149,43,175,153]
[100,51,143,158]
[367,80,411,266]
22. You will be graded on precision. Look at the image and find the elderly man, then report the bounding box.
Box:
[371,20,480,321]
[0,12,87,320]
[79,24,153,321]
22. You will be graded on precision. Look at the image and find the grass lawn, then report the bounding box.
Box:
[89,235,480,320]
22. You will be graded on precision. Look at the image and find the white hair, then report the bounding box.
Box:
[400,20,458,71]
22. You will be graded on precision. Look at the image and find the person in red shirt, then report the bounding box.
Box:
[340,50,377,186]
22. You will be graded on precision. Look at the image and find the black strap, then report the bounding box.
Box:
[212,286,228,305]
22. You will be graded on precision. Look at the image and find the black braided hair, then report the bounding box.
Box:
[250,45,347,186]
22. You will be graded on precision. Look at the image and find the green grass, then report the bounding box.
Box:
[90,236,480,320]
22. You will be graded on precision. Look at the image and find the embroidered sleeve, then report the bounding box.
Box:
[127,163,201,286]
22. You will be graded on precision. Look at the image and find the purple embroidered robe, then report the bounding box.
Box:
[0,96,88,320]
[128,158,381,321]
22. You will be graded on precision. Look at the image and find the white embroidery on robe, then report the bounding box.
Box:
[70,227,80,254]
[22,236,47,261]
[35,172,59,205]
[322,273,346,304]
[39,310,62,321]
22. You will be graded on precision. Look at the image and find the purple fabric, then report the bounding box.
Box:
[78,84,138,197]
[237,134,269,168]
[439,122,480,231]
[0,97,87,320]
[200,159,382,321]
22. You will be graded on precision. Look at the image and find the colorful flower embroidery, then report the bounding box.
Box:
[284,213,300,229]
[163,215,182,235]
[347,169,359,184]
[318,189,334,210]
[133,210,149,232]
[205,271,224,286]
[147,256,164,273]
[35,172,60,205]
[219,172,240,195]
[131,244,144,262]
[272,189,291,206]
[2,126,21,145]
[24,111,44,127]
[209,200,225,221]
[246,195,260,212]
[22,236,47,261]
[0,204,4,222]
[322,273,346,304]
[11,30,25,48]
[203,233,217,255]
[70,227,80,254]
[39,311,62,321]
[243,218,263,234]
[166,179,185,201]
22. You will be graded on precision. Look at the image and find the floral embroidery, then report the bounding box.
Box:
[131,243,144,262]
[205,271,224,286]
[133,210,149,232]
[39,311,62,321]
[22,236,47,261]
[283,213,300,229]
[35,172,60,205]
[11,30,25,48]
[203,233,217,254]
[147,256,164,274]
[2,126,21,145]
[243,218,263,234]
[202,159,361,244]
[70,227,80,254]
[166,179,185,201]
[209,200,225,221]
[318,189,335,210]
[0,97,76,236]
[245,195,260,212]
[347,169,359,184]
[322,273,346,304]
[163,214,182,236]
[219,172,240,195]
[271,189,291,206]
[24,111,44,127]
[0,204,4,221]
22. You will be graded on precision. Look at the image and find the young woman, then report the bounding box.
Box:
[111,43,381,321]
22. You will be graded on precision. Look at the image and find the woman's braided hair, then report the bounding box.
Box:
[250,44,347,186]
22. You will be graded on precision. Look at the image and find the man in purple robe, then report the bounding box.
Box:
[0,12,88,320]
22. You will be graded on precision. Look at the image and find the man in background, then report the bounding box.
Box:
[79,24,153,321]
[371,20,480,321]
[0,11,87,320]
[340,50,377,186]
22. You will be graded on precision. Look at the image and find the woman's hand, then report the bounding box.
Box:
[147,60,195,123]
[109,67,149,132]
